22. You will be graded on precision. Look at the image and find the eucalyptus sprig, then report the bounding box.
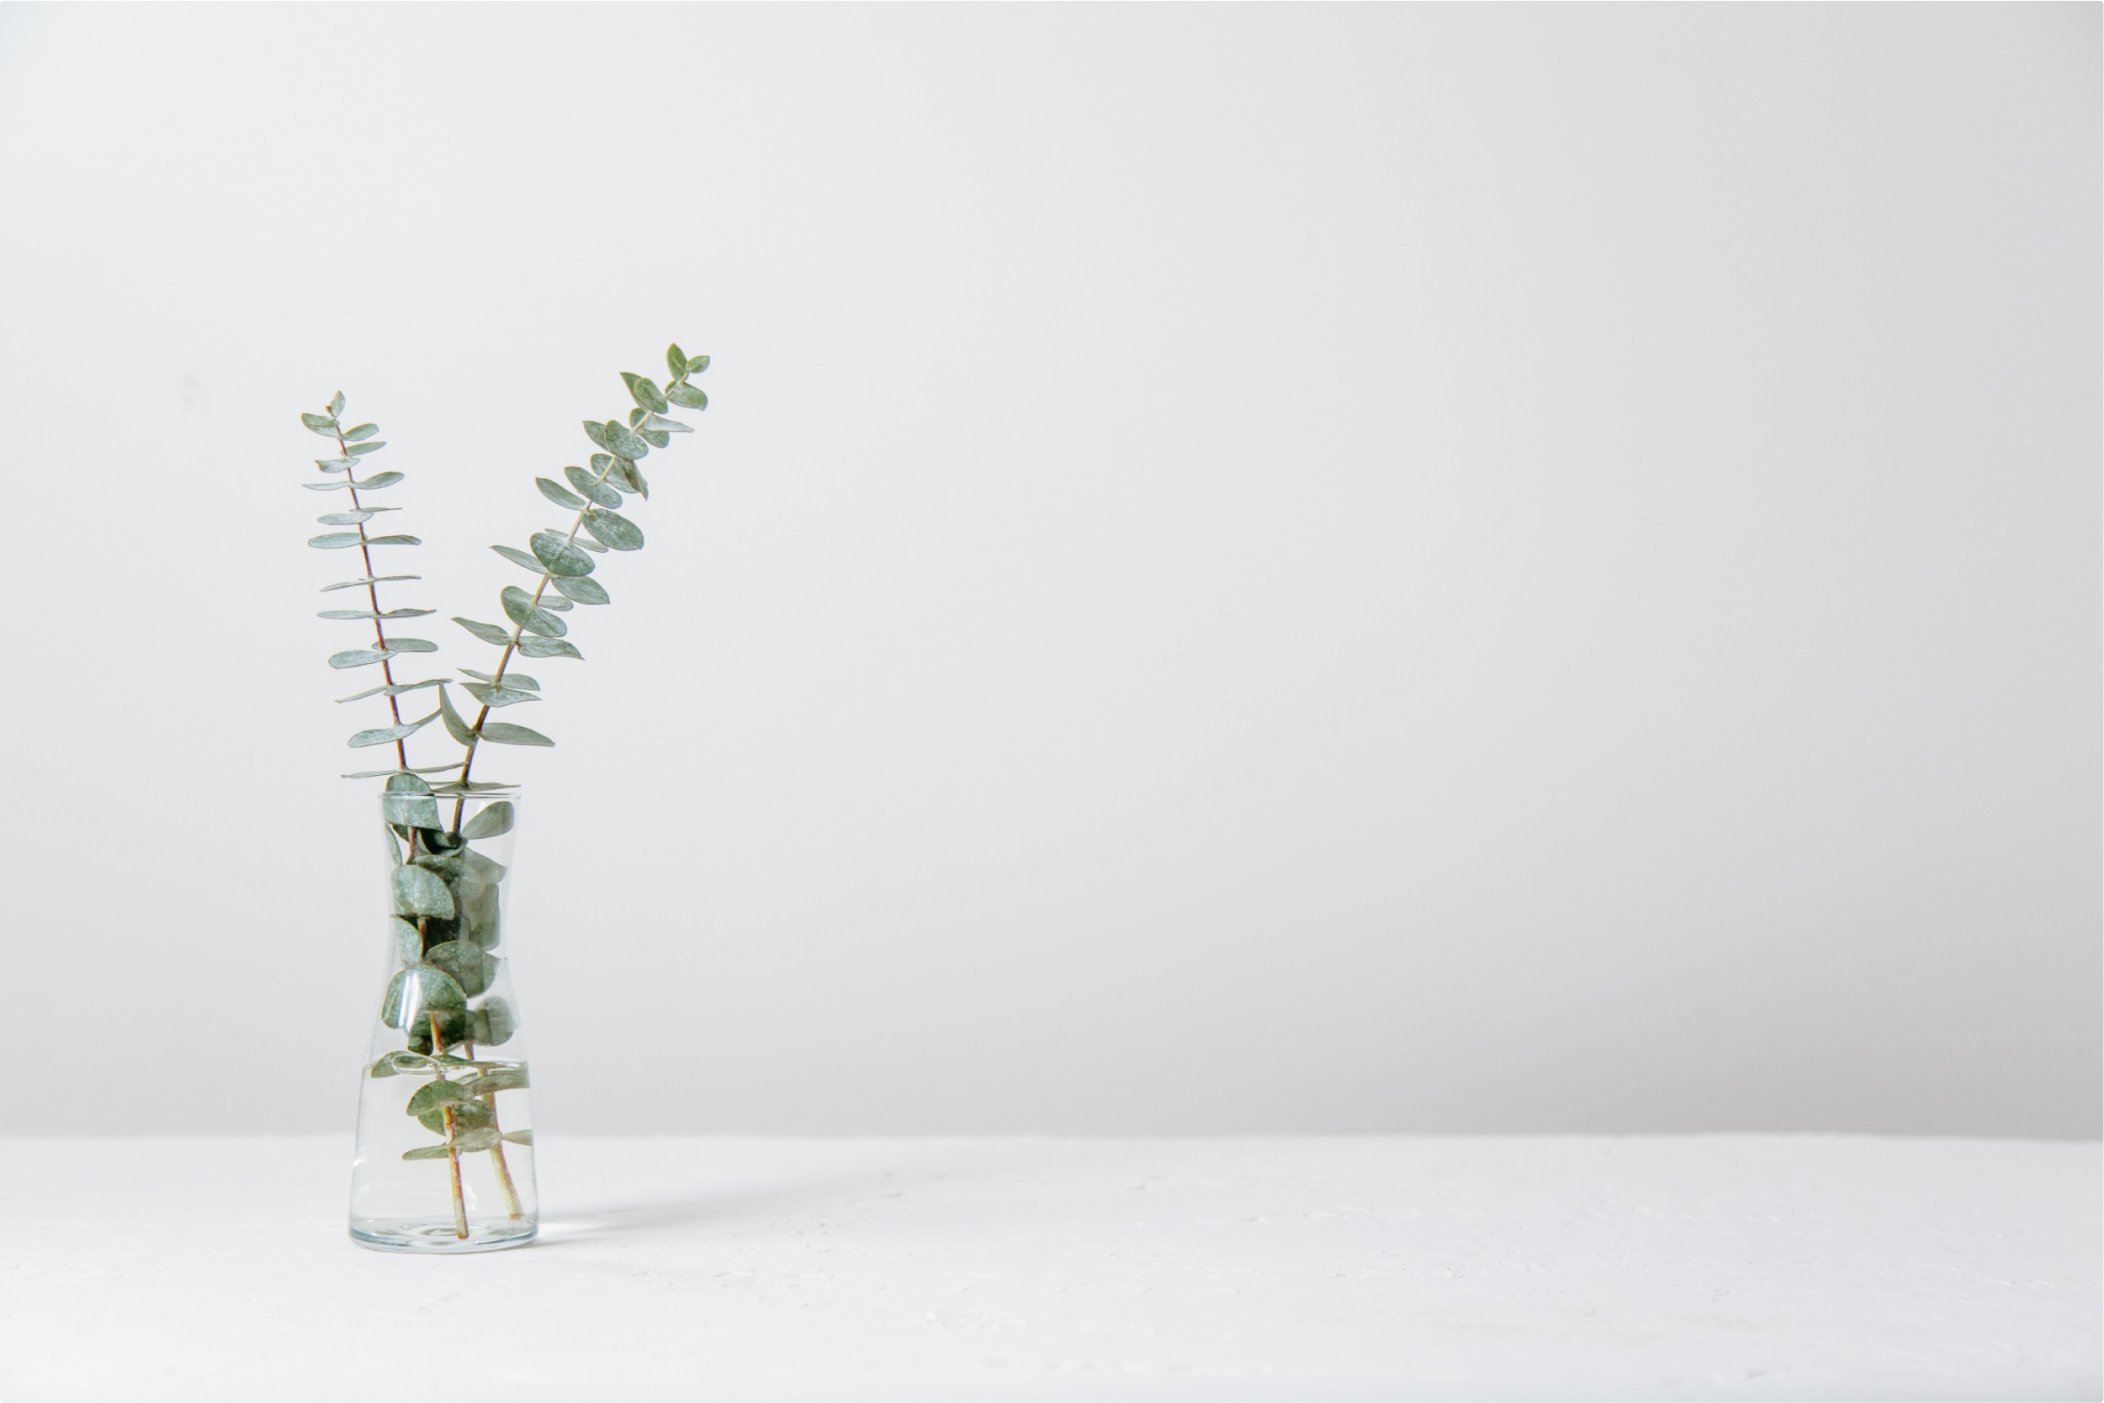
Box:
[298,394,453,778]
[299,345,712,1241]
[439,343,710,794]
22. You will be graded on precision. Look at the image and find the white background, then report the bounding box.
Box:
[0,3,2094,1137]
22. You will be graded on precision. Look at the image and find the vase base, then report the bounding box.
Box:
[349,1218,538,1254]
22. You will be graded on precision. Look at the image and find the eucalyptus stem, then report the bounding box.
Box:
[333,421,411,772]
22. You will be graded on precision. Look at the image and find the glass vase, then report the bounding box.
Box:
[349,785,538,1253]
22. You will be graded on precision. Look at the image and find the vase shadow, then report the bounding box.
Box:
[533,1144,979,1246]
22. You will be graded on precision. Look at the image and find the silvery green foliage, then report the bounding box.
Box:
[299,394,450,776]
[446,344,710,786]
[302,345,710,1185]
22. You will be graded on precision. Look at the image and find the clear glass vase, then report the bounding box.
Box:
[349,785,538,1253]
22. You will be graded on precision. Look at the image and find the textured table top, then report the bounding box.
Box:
[1,1135,2096,1400]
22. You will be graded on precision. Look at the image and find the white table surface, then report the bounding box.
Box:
[1,1135,2095,1401]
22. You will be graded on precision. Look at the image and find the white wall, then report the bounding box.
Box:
[0,3,2095,1137]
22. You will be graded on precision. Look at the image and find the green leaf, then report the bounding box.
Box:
[643,412,693,435]
[460,800,514,840]
[381,964,466,1027]
[425,940,494,998]
[667,382,708,410]
[667,343,688,376]
[391,865,456,920]
[501,1129,535,1146]
[346,763,462,779]
[350,709,437,748]
[389,915,423,965]
[405,1078,470,1120]
[329,391,346,416]
[461,667,539,690]
[516,636,582,661]
[300,411,334,430]
[322,574,420,592]
[339,677,445,702]
[438,683,479,745]
[462,684,537,713]
[454,616,515,647]
[343,423,380,442]
[537,593,573,612]
[401,1143,454,1161]
[500,585,567,637]
[382,637,439,653]
[550,574,611,605]
[348,440,387,456]
[581,507,644,551]
[491,544,545,575]
[583,420,609,450]
[371,1048,435,1079]
[638,427,670,450]
[385,772,433,794]
[328,648,389,670]
[467,1066,529,1096]
[566,464,621,508]
[478,721,554,746]
[475,996,517,1045]
[381,786,442,827]
[302,480,351,492]
[350,471,405,490]
[572,533,607,553]
[458,870,501,948]
[622,371,671,414]
[603,420,651,459]
[628,407,646,428]
[530,531,595,577]
[308,532,363,549]
[318,607,433,621]
[452,1126,501,1153]
[536,476,587,509]
[315,458,356,472]
[361,534,421,547]
[316,509,388,525]
[611,457,648,499]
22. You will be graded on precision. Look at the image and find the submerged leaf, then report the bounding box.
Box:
[451,1126,501,1153]
[466,1066,529,1095]
[501,1129,535,1146]
[389,915,423,965]
[401,1144,454,1161]
[405,1078,470,1120]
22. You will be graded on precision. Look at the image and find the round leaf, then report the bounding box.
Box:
[391,865,455,919]
[381,965,467,1029]
[551,574,611,606]
[581,507,644,551]
[425,940,493,998]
